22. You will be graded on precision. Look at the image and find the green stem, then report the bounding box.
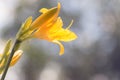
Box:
[1,39,21,80]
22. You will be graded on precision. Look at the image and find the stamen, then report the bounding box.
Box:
[66,20,74,30]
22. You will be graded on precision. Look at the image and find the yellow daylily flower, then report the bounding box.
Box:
[17,3,61,41]
[30,3,77,55]
[0,50,23,74]
[17,3,77,55]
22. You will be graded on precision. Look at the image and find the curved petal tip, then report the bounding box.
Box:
[53,40,64,56]
[57,2,61,10]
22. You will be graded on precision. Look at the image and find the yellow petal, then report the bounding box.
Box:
[39,8,49,13]
[52,40,64,55]
[10,50,23,66]
[34,17,62,35]
[30,3,61,30]
[31,7,57,29]
[49,18,77,41]
[49,17,63,32]
[50,28,77,42]
[32,17,62,40]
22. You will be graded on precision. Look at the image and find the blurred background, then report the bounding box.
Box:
[0,0,120,80]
